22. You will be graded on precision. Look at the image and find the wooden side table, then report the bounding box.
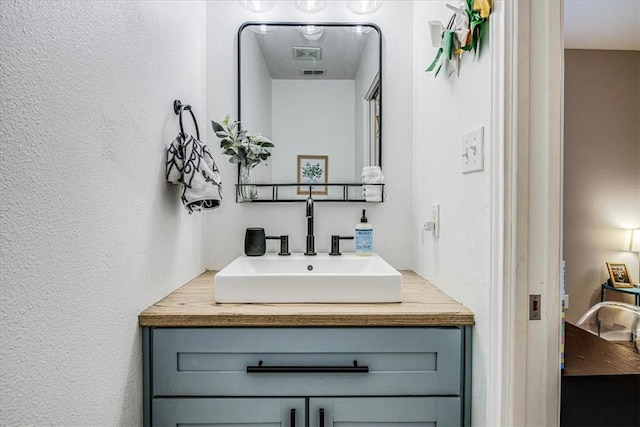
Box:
[600,282,640,306]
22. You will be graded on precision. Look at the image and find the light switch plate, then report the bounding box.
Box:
[529,294,541,320]
[461,127,484,174]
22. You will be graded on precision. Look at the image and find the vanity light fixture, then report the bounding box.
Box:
[241,0,382,15]
[346,0,384,15]
[239,0,276,13]
[294,0,328,13]
[297,25,324,41]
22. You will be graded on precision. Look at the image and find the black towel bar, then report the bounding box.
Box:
[173,99,200,140]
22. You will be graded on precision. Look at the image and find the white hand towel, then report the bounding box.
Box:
[362,166,383,202]
[166,133,222,213]
[166,134,185,184]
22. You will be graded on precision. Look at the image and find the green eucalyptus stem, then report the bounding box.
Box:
[211,115,274,169]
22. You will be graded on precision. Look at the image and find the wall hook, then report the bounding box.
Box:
[174,99,189,115]
[173,99,199,140]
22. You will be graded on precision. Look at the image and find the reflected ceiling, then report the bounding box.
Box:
[252,26,374,79]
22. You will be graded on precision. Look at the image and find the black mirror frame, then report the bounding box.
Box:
[236,22,383,203]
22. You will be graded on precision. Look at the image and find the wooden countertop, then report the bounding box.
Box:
[138,270,475,327]
[563,322,640,376]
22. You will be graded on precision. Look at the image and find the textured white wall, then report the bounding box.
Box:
[205,1,414,266]
[564,50,640,323]
[0,0,207,424]
[412,2,492,425]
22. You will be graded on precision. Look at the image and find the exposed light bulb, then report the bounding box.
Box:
[297,25,324,41]
[250,24,275,35]
[350,25,373,35]
[239,0,276,13]
[294,0,328,13]
[346,0,384,15]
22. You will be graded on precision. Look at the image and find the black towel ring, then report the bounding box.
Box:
[173,99,200,140]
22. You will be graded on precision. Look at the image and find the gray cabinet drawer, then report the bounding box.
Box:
[153,397,304,426]
[310,397,461,427]
[152,327,462,397]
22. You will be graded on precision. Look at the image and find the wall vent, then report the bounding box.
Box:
[301,69,326,76]
[293,46,322,60]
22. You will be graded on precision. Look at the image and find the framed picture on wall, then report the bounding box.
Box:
[606,262,634,288]
[297,155,328,195]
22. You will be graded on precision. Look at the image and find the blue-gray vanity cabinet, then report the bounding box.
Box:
[143,327,471,427]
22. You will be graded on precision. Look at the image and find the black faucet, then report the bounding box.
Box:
[305,196,316,256]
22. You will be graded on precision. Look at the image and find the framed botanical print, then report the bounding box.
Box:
[297,155,328,195]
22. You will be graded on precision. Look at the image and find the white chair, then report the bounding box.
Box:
[575,301,640,353]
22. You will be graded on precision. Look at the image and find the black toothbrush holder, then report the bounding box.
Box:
[244,228,266,256]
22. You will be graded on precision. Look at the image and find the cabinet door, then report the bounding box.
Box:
[309,397,460,427]
[152,398,305,427]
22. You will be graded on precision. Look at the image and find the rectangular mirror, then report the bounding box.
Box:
[238,22,382,201]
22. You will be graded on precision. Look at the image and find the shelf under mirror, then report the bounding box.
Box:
[235,183,384,203]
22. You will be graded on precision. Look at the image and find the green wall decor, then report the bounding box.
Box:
[426,0,492,77]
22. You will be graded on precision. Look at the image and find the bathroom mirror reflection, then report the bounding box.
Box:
[238,22,382,200]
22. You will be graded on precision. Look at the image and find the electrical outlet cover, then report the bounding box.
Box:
[461,127,484,174]
[431,203,440,237]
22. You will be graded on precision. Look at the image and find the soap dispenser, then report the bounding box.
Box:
[355,209,373,256]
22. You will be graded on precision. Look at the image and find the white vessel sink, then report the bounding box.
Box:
[214,253,402,303]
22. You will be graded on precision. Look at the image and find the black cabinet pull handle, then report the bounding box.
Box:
[290,408,295,427]
[247,360,369,373]
[319,408,325,427]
